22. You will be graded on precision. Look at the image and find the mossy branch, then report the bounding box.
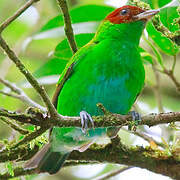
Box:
[69,137,180,179]
[1,137,180,179]
[1,108,180,129]
[56,0,78,53]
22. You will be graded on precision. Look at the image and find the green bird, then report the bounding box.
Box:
[25,5,159,174]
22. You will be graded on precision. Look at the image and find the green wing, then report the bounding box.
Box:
[52,41,95,107]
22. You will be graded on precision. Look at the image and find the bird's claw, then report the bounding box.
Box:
[80,111,94,133]
[128,111,141,121]
[128,111,141,131]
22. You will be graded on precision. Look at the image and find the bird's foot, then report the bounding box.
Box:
[80,111,94,133]
[128,111,141,131]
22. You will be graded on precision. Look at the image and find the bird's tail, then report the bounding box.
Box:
[24,143,70,174]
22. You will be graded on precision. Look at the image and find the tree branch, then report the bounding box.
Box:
[0,108,42,126]
[122,128,165,148]
[0,117,29,135]
[53,111,180,128]
[1,108,180,129]
[56,0,78,53]
[0,168,36,180]
[0,144,40,163]
[0,160,98,179]
[69,137,180,179]
[0,111,179,178]
[0,0,40,33]
[1,136,180,179]
[0,78,47,112]
[0,0,58,118]
[95,166,133,180]
[0,108,179,160]
[152,65,164,113]
[163,68,180,93]
[0,36,58,118]
[8,127,48,150]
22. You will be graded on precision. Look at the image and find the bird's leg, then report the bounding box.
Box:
[80,111,94,133]
[128,111,141,131]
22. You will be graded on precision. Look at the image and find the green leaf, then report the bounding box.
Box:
[32,5,114,40]
[159,7,179,32]
[33,58,67,78]
[3,21,29,45]
[33,33,94,81]
[140,0,177,9]
[146,21,179,56]
[158,0,172,8]
[54,33,94,59]
[41,5,115,32]
[6,162,14,176]
[139,47,153,64]
[143,35,165,67]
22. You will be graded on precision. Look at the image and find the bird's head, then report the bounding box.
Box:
[105,5,159,24]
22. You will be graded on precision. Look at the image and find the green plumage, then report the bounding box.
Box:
[58,21,145,116]
[25,17,146,174]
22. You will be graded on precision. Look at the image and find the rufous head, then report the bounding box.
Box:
[105,5,159,24]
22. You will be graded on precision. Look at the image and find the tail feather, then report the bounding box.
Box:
[24,143,70,174]
[38,151,70,174]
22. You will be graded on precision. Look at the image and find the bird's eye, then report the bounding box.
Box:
[120,9,128,15]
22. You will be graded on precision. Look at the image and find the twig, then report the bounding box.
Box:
[51,0,78,103]
[122,128,165,148]
[0,36,58,119]
[3,127,48,151]
[0,117,29,135]
[0,144,40,163]
[0,168,36,180]
[144,36,180,93]
[0,108,43,126]
[0,0,40,33]
[172,55,177,72]
[0,78,47,112]
[0,78,21,94]
[95,166,133,180]
[0,161,98,179]
[0,90,21,99]
[56,0,78,53]
[152,65,164,113]
[163,68,180,93]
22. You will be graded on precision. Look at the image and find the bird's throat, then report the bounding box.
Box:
[94,20,145,46]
